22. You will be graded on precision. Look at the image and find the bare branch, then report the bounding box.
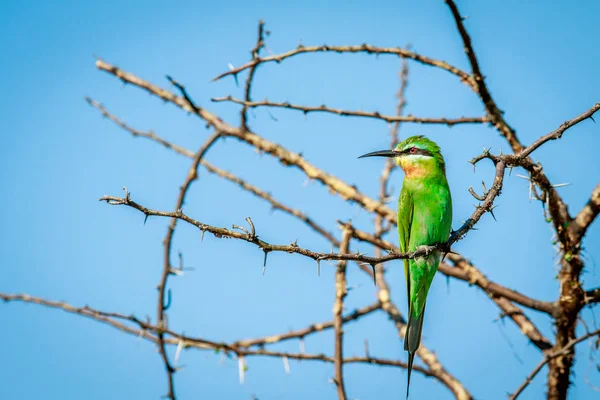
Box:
[449,158,506,243]
[212,96,489,126]
[98,192,437,265]
[508,102,600,162]
[443,0,520,151]
[509,327,600,399]
[234,302,381,348]
[240,20,266,130]
[571,182,600,241]
[212,44,476,89]
[585,287,600,306]
[96,60,231,132]
[333,227,352,400]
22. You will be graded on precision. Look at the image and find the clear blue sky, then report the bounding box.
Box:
[1,0,599,399]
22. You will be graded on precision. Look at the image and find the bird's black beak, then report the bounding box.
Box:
[358,149,399,159]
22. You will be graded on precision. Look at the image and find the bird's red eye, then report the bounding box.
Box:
[409,147,418,154]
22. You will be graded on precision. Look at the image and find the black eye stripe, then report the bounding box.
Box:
[402,147,432,157]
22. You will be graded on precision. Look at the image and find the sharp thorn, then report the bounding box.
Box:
[163,288,172,310]
[371,264,377,286]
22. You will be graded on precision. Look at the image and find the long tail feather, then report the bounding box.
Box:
[405,302,426,399]
[406,352,415,399]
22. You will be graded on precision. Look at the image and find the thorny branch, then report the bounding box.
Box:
[99,191,439,265]
[212,43,475,88]
[585,287,600,306]
[240,19,266,130]
[571,182,600,241]
[233,302,381,348]
[212,96,489,127]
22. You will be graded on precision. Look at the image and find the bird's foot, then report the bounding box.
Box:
[415,245,433,258]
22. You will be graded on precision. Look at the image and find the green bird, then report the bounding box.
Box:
[359,135,452,398]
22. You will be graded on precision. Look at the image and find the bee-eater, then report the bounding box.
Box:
[359,135,452,398]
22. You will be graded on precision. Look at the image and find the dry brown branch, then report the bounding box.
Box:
[333,227,352,400]
[443,0,519,146]
[507,103,600,162]
[99,191,433,265]
[211,96,489,126]
[585,287,600,306]
[211,44,475,89]
[85,97,195,157]
[157,131,223,400]
[571,182,600,242]
[234,302,381,348]
[509,327,600,399]
[240,20,266,130]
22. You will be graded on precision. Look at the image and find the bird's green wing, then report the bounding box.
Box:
[397,188,414,309]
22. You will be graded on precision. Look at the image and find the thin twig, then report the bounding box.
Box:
[212,43,476,89]
[157,131,223,400]
[234,302,381,348]
[570,182,600,242]
[333,226,352,400]
[212,96,488,126]
[240,20,266,130]
[508,327,600,399]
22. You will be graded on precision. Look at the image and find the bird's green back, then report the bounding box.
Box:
[398,173,452,319]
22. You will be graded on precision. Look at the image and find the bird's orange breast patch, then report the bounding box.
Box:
[399,158,428,178]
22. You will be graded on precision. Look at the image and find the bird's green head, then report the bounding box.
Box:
[358,135,446,178]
